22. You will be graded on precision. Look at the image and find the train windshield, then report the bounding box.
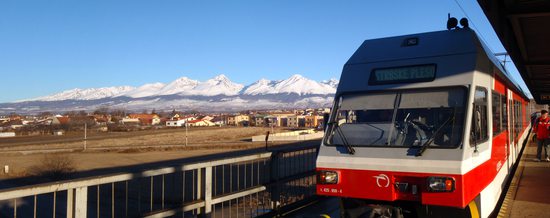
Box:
[326,87,465,148]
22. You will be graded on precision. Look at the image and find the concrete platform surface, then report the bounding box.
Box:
[502,140,550,218]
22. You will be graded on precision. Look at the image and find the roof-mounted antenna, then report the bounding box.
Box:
[460,18,469,29]
[447,13,459,30]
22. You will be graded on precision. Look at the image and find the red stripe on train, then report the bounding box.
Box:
[317,133,513,208]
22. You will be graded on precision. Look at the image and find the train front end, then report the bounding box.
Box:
[316,29,496,218]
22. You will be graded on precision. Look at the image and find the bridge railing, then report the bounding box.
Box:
[0,144,318,218]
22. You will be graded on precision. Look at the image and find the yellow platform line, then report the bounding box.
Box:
[497,142,529,218]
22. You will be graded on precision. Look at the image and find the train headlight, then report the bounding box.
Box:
[317,170,339,184]
[426,176,455,192]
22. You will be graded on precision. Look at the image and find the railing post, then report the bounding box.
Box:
[270,152,281,212]
[67,189,74,218]
[204,166,212,217]
[75,187,88,218]
[197,169,202,215]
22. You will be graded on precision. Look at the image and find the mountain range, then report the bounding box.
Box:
[1,74,338,113]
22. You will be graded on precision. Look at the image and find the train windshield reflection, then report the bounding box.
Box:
[326,87,466,148]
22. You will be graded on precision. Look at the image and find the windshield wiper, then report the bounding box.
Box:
[412,112,456,157]
[334,124,355,155]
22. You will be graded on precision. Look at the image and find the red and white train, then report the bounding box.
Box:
[316,27,533,218]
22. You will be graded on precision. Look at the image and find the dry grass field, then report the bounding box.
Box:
[0,126,280,152]
[0,127,296,180]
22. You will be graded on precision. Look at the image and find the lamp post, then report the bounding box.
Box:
[265,131,270,151]
[271,123,275,144]
[84,122,87,150]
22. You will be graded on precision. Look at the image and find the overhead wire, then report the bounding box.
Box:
[452,0,513,68]
[451,0,497,55]
[452,0,532,97]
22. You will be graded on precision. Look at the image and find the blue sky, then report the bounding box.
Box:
[0,0,529,102]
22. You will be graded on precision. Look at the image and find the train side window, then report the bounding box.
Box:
[521,103,525,129]
[529,104,531,125]
[515,100,519,139]
[501,95,508,130]
[508,99,516,142]
[519,102,522,130]
[471,87,488,144]
[525,103,529,126]
[492,92,502,135]
[515,100,521,136]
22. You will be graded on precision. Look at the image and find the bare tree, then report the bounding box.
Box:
[78,110,87,117]
[38,111,53,117]
[93,106,110,115]
[111,108,127,117]
[28,154,77,180]
[64,111,77,117]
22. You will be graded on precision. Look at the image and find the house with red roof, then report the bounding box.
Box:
[187,119,215,127]
[123,114,160,125]
[51,116,70,125]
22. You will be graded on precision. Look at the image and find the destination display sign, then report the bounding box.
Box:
[369,64,436,85]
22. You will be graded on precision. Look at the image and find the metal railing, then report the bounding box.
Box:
[0,144,318,217]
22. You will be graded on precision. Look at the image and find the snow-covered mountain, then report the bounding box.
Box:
[274,74,336,95]
[157,77,199,96]
[321,78,339,89]
[26,86,136,101]
[242,74,336,95]
[120,83,165,98]
[241,79,278,95]
[190,74,244,96]
[3,74,339,113]
[22,74,337,102]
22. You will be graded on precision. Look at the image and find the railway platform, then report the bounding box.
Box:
[499,139,550,218]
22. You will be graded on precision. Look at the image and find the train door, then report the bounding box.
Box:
[502,92,509,169]
[507,90,514,164]
[515,100,521,158]
[509,91,518,163]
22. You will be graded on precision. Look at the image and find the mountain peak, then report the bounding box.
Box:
[288,74,305,79]
[191,74,243,96]
[212,74,229,81]
[157,77,199,96]
[257,78,271,83]
[174,76,197,83]
[207,74,233,84]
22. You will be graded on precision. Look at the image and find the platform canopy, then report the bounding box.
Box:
[478,0,550,103]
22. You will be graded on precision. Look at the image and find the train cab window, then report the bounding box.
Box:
[471,87,488,144]
[330,93,398,146]
[492,92,502,135]
[393,89,465,147]
[325,87,466,148]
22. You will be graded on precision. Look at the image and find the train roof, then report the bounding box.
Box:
[344,29,530,100]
